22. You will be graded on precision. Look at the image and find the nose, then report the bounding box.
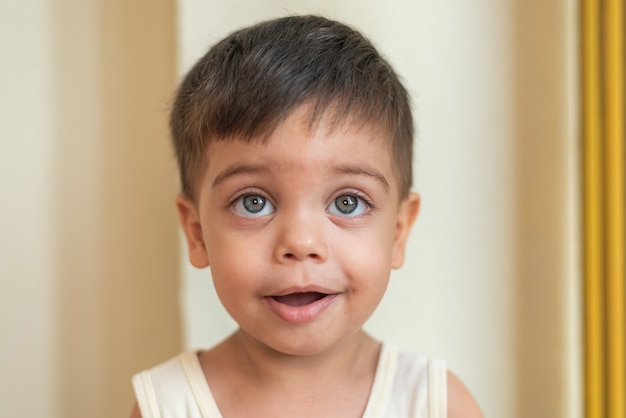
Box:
[274,211,328,263]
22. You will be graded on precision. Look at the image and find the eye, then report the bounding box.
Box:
[327,194,369,216]
[232,194,275,217]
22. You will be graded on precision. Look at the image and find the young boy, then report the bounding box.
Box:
[131,15,483,417]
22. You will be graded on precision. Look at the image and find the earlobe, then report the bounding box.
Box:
[175,194,210,268]
[391,192,420,269]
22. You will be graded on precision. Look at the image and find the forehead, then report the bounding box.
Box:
[213,105,391,159]
[200,105,398,187]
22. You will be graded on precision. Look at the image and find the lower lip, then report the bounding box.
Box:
[264,294,339,324]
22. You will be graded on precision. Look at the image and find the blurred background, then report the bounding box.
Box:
[1,0,623,417]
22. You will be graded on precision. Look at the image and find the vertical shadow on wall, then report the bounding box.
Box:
[512,1,573,417]
[54,1,182,417]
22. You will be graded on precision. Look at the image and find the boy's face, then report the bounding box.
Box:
[177,106,420,356]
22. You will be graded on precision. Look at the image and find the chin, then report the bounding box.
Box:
[265,337,333,357]
[260,328,364,358]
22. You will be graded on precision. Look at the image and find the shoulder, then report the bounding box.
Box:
[129,351,201,418]
[383,345,481,417]
[447,370,484,418]
[129,402,142,418]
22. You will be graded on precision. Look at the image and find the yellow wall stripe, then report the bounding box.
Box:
[603,0,625,416]
[582,0,605,416]
[583,0,626,416]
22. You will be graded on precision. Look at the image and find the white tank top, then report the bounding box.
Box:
[132,343,447,418]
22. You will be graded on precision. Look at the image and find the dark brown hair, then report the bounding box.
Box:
[170,15,413,199]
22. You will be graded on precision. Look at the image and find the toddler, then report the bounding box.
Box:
[131,15,483,418]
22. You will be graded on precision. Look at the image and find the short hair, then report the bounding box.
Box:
[170,15,413,199]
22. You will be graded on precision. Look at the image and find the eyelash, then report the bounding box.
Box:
[226,189,272,209]
[225,189,376,216]
[332,190,376,212]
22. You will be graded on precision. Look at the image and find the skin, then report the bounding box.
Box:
[130,106,483,417]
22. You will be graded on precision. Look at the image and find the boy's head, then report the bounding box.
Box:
[170,15,413,200]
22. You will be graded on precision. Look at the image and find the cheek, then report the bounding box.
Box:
[352,221,396,260]
[204,221,262,262]
[335,226,396,279]
[208,256,259,321]
[204,235,256,291]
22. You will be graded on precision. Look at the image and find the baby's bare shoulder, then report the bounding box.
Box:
[447,371,484,418]
[129,402,142,418]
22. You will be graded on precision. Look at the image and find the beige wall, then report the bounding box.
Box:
[512,1,582,416]
[1,2,58,416]
[0,1,580,417]
[0,1,181,417]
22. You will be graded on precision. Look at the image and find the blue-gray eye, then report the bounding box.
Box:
[327,194,367,216]
[233,194,275,217]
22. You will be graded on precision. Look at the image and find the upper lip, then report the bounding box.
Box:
[267,285,340,297]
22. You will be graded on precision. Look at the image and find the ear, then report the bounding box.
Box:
[391,192,420,269]
[176,194,210,268]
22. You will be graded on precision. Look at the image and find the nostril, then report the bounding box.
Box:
[275,233,327,263]
[280,251,321,262]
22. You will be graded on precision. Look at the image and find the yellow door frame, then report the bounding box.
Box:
[582,0,625,417]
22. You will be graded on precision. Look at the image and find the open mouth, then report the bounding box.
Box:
[265,291,339,323]
[271,292,328,307]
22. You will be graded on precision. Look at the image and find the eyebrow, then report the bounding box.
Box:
[331,165,390,191]
[212,162,390,191]
[212,164,269,189]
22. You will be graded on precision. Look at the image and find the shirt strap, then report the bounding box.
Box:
[180,351,223,418]
[428,358,447,418]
